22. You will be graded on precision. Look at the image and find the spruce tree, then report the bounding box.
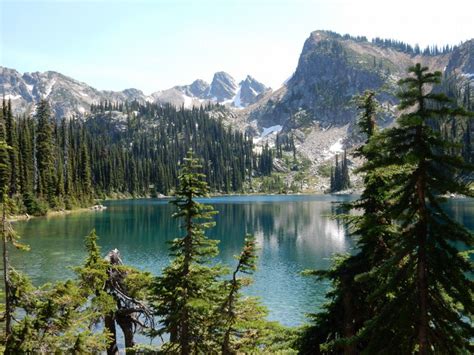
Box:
[4,100,18,197]
[220,235,258,354]
[79,129,92,200]
[35,100,54,204]
[151,149,224,354]
[363,65,474,353]
[300,90,397,353]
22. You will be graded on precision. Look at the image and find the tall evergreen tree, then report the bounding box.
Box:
[34,100,54,204]
[4,100,18,197]
[79,129,92,199]
[300,90,396,353]
[151,149,224,354]
[363,65,474,353]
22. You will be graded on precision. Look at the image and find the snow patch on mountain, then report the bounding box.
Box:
[261,125,283,138]
[43,78,56,98]
[183,94,194,108]
[329,139,344,154]
[233,88,242,108]
[253,125,283,144]
[4,94,22,100]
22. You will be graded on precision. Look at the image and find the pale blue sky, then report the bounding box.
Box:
[1,0,473,94]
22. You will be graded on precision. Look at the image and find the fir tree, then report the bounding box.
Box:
[35,100,54,204]
[220,235,258,354]
[79,129,92,199]
[363,64,474,353]
[4,100,18,197]
[300,90,396,353]
[151,149,224,354]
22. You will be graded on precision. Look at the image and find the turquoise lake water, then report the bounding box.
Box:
[11,195,474,327]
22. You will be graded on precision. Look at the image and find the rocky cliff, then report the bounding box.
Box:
[246,31,473,130]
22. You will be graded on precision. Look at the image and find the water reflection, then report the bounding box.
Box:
[11,196,472,326]
[11,196,353,326]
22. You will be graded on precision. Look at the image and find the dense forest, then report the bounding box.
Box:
[0,100,275,216]
[0,64,473,354]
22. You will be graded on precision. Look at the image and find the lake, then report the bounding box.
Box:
[10,195,474,327]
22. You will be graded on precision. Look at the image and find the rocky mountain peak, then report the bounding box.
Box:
[446,39,474,75]
[247,30,471,130]
[189,79,210,97]
[208,71,237,101]
[238,75,269,107]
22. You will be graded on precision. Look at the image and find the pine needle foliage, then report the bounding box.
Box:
[151,149,225,354]
[361,64,474,354]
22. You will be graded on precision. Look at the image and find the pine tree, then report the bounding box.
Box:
[75,230,153,353]
[4,100,18,197]
[300,90,396,353]
[35,100,54,204]
[151,149,224,354]
[79,129,92,200]
[5,271,109,353]
[330,151,350,192]
[220,235,258,354]
[363,64,474,353]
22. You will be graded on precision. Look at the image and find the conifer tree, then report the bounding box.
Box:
[330,151,350,192]
[75,230,153,354]
[4,100,18,197]
[18,117,34,200]
[5,270,109,353]
[35,100,54,204]
[300,90,396,353]
[151,149,224,354]
[363,65,474,353]
[79,129,92,200]
[220,235,258,354]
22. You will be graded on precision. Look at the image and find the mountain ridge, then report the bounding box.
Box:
[0,66,269,118]
[1,30,472,174]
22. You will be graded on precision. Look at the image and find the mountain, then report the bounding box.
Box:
[208,71,237,101]
[0,67,148,118]
[1,29,472,180]
[246,30,474,129]
[239,75,271,107]
[0,67,269,117]
[242,30,473,172]
[150,72,270,108]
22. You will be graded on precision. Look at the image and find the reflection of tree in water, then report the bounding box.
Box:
[210,200,353,266]
[13,198,355,286]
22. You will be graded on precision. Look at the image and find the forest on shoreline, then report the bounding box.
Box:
[0,64,473,354]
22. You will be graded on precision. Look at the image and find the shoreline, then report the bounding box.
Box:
[10,190,469,223]
[8,205,106,223]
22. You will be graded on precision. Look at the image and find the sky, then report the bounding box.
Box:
[1,0,473,94]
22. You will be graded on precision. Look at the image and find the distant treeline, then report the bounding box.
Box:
[320,30,459,56]
[0,100,274,215]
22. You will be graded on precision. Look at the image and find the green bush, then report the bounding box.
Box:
[23,193,48,216]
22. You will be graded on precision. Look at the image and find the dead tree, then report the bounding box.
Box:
[103,249,154,354]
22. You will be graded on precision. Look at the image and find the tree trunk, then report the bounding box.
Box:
[117,312,135,351]
[180,203,192,355]
[105,312,118,355]
[2,201,12,340]
[415,126,429,354]
[342,275,356,355]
